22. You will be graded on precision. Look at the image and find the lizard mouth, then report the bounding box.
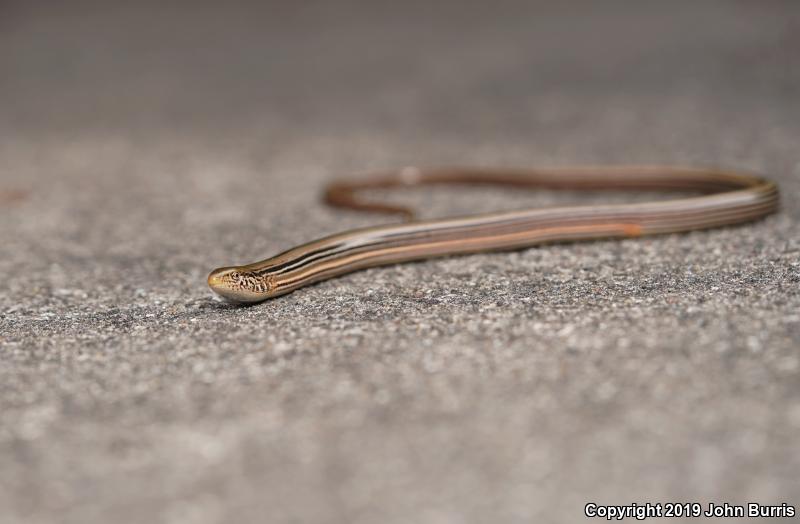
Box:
[207,266,239,301]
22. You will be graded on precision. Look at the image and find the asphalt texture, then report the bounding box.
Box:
[1,2,799,523]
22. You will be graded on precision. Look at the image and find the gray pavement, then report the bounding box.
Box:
[1,2,799,523]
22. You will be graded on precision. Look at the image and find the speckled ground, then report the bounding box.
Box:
[1,2,799,523]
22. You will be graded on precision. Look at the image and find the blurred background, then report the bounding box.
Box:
[1,1,799,523]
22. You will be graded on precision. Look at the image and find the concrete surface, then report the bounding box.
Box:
[1,2,799,523]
